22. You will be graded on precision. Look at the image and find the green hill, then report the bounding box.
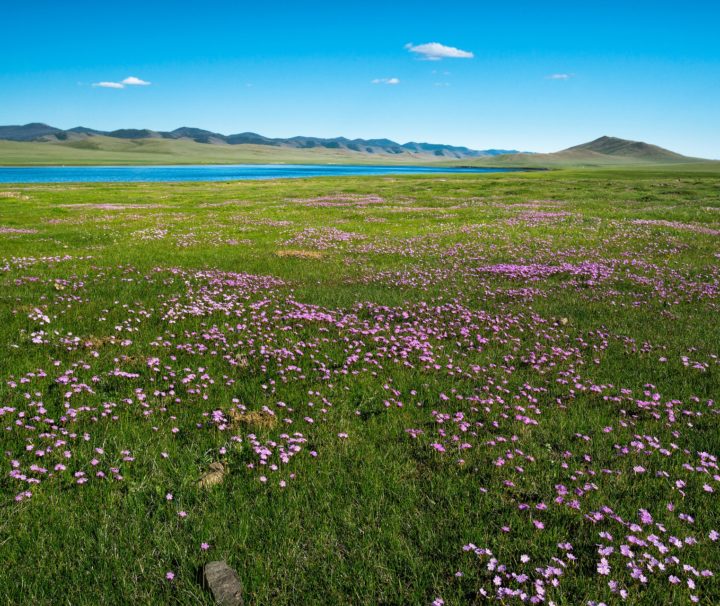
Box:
[0,136,471,166]
[564,136,695,162]
[0,128,713,168]
[451,136,708,169]
[0,123,522,164]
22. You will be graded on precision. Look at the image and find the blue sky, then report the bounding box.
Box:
[1,1,719,157]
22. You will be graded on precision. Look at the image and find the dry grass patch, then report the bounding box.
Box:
[197,462,226,489]
[0,192,30,200]
[228,408,279,429]
[275,249,323,259]
[81,335,118,349]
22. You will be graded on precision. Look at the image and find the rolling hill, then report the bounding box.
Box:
[0,126,711,167]
[0,123,521,163]
[456,136,705,168]
[564,136,692,162]
[0,137,466,166]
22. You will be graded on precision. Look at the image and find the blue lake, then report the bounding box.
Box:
[0,164,523,184]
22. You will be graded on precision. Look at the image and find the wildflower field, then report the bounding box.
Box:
[1,168,719,605]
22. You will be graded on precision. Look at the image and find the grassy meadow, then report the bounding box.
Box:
[4,136,717,169]
[0,137,453,166]
[1,168,719,604]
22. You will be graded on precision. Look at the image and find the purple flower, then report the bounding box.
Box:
[639,509,653,524]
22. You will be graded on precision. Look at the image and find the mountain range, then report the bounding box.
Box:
[0,123,521,159]
[0,124,710,167]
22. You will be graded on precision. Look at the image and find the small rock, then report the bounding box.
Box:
[203,561,243,606]
[198,462,226,488]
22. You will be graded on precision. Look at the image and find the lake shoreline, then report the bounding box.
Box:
[0,164,530,184]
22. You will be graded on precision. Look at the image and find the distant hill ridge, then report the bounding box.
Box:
[0,123,523,159]
[564,136,689,161]
[0,125,707,166]
[458,135,703,168]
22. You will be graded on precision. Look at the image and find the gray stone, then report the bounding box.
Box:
[203,561,243,606]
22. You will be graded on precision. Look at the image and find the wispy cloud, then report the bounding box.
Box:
[92,76,152,89]
[372,77,400,85]
[546,73,574,80]
[405,42,473,61]
[122,76,151,86]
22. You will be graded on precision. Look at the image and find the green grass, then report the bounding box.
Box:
[0,168,718,605]
[445,151,718,169]
[2,136,718,169]
[0,136,458,166]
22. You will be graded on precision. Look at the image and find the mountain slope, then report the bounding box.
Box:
[454,136,704,168]
[0,136,487,166]
[564,136,691,162]
[0,127,709,167]
[0,123,522,160]
[0,123,65,141]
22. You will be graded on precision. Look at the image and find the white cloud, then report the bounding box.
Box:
[122,76,151,86]
[372,77,400,85]
[547,73,574,80]
[91,76,151,89]
[405,42,473,60]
